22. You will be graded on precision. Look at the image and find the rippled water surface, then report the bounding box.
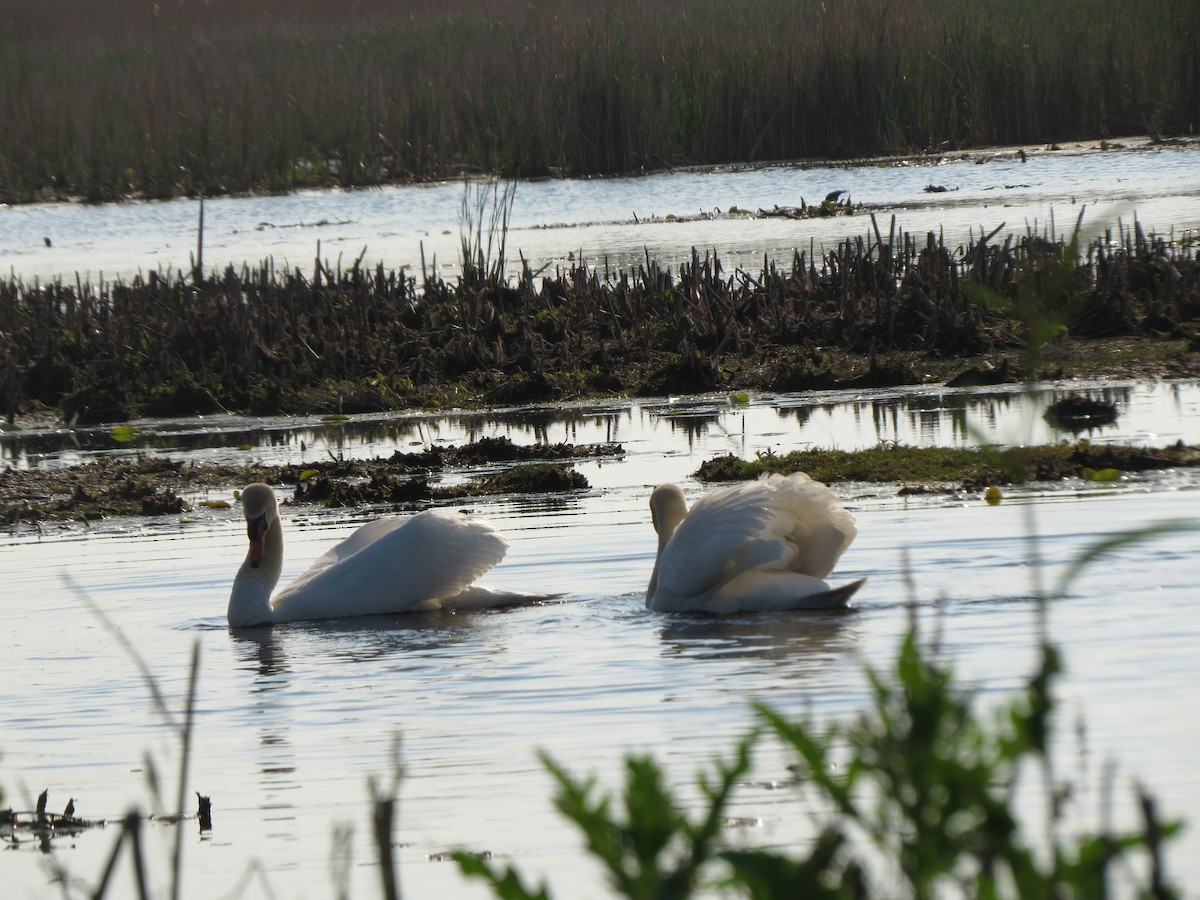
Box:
[3,144,1200,895]
[2,380,1199,898]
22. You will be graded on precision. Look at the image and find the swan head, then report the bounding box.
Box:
[649,483,688,542]
[229,483,283,627]
[240,483,279,569]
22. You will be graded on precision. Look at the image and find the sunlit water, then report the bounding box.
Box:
[2,140,1199,285]
[2,143,1200,895]
[5,380,1200,473]
[2,381,1199,898]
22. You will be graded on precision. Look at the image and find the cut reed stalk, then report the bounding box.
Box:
[1,226,1196,422]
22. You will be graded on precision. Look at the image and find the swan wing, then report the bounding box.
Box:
[271,509,508,620]
[655,480,788,602]
[763,472,856,578]
[651,473,858,612]
[309,516,411,568]
[439,585,563,611]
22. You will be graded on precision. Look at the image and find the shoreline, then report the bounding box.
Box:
[4,370,1200,527]
[7,133,1198,210]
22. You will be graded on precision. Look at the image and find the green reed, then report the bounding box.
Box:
[455,626,1183,898]
[1,0,1197,203]
[459,178,517,290]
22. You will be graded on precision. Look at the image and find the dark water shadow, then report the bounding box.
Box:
[226,607,522,675]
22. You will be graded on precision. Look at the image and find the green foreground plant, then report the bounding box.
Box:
[11,581,1184,898]
[452,623,1180,899]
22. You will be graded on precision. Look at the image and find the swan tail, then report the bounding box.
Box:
[442,586,564,610]
[709,574,865,613]
[805,576,866,609]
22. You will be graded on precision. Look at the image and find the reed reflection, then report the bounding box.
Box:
[1,382,1195,470]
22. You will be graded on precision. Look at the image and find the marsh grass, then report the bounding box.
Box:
[1,220,1197,425]
[1,0,1198,202]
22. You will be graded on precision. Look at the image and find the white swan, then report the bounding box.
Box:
[228,483,553,627]
[646,472,864,613]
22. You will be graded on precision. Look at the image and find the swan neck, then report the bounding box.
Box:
[228,516,283,626]
[646,493,685,605]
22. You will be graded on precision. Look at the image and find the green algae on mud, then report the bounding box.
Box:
[697,441,1200,491]
[0,437,619,526]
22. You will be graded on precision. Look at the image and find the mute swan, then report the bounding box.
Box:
[228,483,553,627]
[646,472,864,613]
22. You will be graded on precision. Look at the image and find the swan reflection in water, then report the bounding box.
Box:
[224,608,508,834]
[228,608,506,679]
[657,610,860,677]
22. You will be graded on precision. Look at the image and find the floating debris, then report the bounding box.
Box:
[197,793,213,832]
[2,790,106,851]
[720,816,764,828]
[760,190,856,218]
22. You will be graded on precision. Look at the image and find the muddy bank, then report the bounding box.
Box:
[0,437,620,526]
[6,428,1199,526]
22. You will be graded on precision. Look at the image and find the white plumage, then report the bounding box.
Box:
[228,483,552,627]
[646,472,863,613]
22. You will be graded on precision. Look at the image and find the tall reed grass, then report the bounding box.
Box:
[1,0,1196,203]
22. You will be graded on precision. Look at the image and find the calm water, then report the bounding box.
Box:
[2,140,1199,285]
[2,143,1199,895]
[5,380,1200,473]
[2,381,1199,898]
